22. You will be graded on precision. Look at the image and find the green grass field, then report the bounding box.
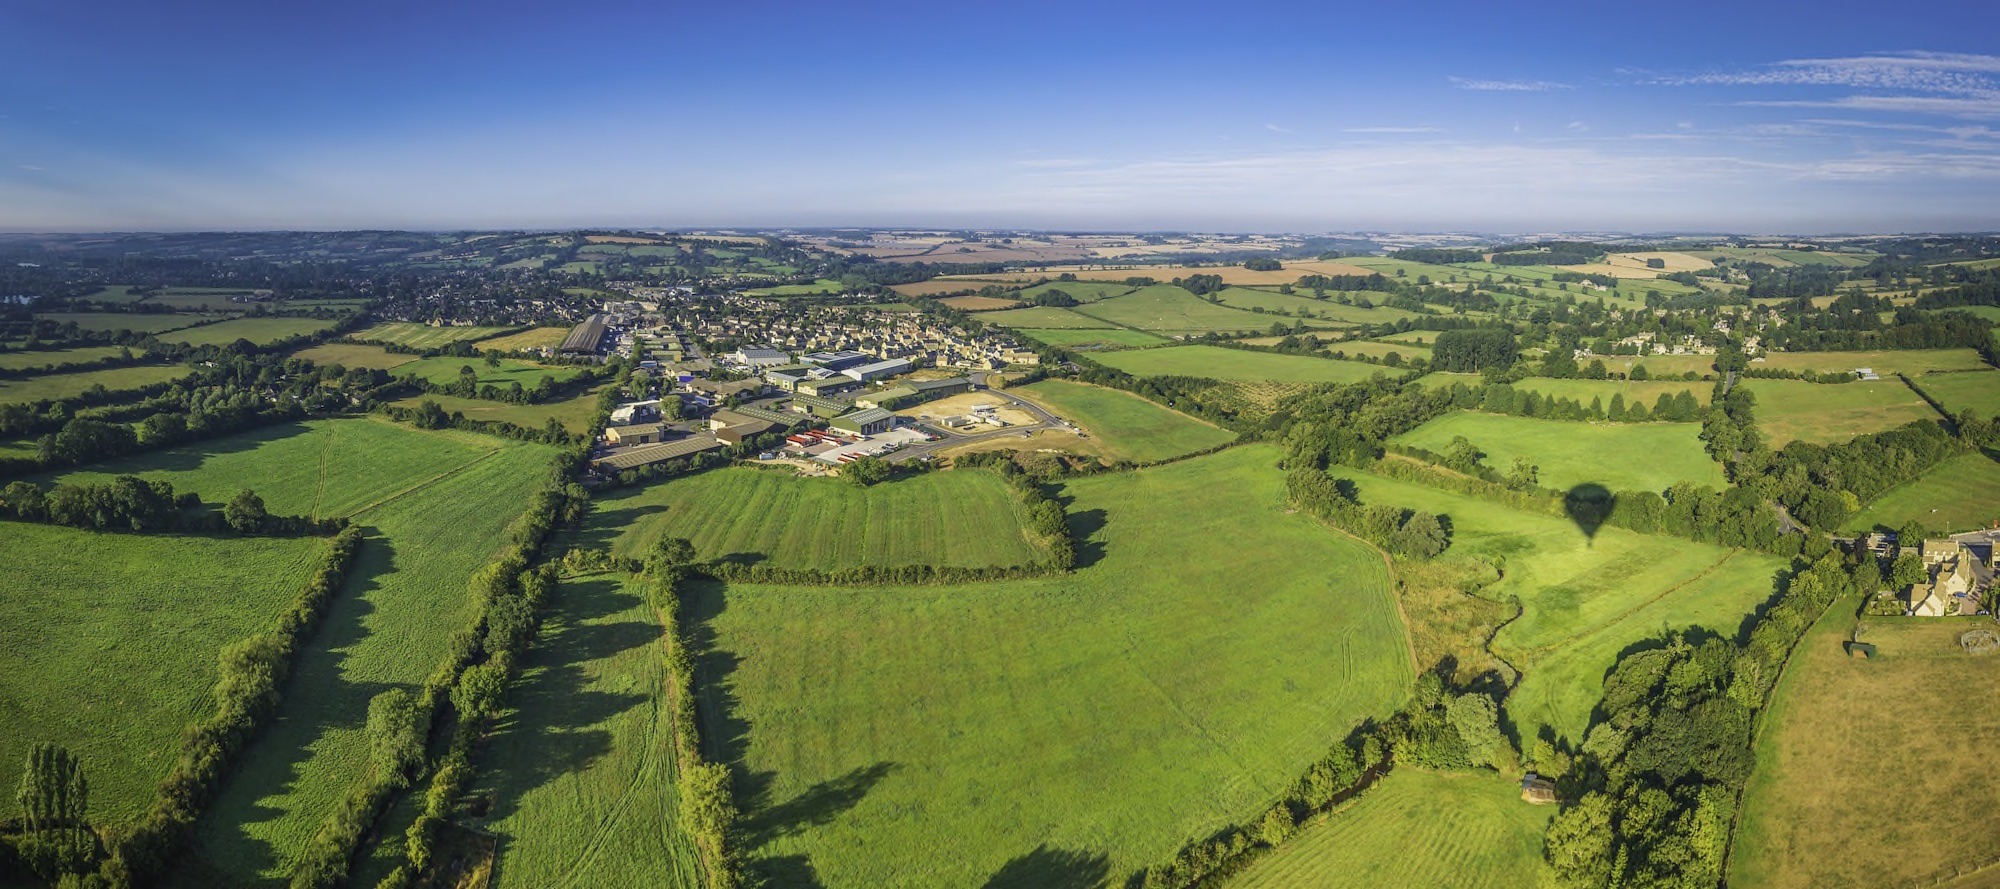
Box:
[392,355,585,389]
[1908,369,2000,419]
[1009,379,1235,463]
[0,364,191,405]
[1230,769,1552,889]
[746,278,846,296]
[692,445,1411,885]
[0,525,326,824]
[1074,285,1331,335]
[154,316,342,347]
[42,418,561,883]
[389,387,606,433]
[1392,412,1726,494]
[1740,378,1942,446]
[1843,451,2000,533]
[580,466,1049,569]
[1091,345,1386,384]
[473,327,571,352]
[1012,281,1134,302]
[1016,328,1168,348]
[980,305,1115,329]
[469,572,703,889]
[1323,463,1781,744]
[35,312,211,334]
[1731,607,2000,888]
[1412,373,1713,408]
[1328,340,1432,361]
[353,321,518,348]
[290,342,418,371]
[1209,287,1425,325]
[1756,348,1987,376]
[0,345,138,372]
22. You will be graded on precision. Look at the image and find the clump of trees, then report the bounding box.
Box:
[1243,257,1283,271]
[1287,464,1449,559]
[1429,328,1518,372]
[12,744,96,882]
[0,477,339,535]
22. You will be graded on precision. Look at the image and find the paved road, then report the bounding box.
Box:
[884,377,1077,463]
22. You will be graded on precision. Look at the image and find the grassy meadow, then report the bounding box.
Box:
[1091,345,1386,384]
[936,295,1023,311]
[0,345,138,372]
[155,316,342,347]
[393,355,584,389]
[1740,378,1941,446]
[979,306,1115,329]
[353,321,518,348]
[1908,369,2000,419]
[1391,412,1726,494]
[692,445,1411,886]
[35,312,211,334]
[1072,285,1319,335]
[469,572,704,889]
[1230,769,1552,889]
[1008,379,1235,463]
[1412,373,1712,408]
[1843,451,2000,533]
[472,326,572,352]
[0,364,191,405]
[580,466,1050,569]
[41,417,561,883]
[1323,463,1781,744]
[1756,348,1987,376]
[390,387,606,434]
[290,342,418,371]
[0,525,326,823]
[1016,328,1168,348]
[1731,607,2000,888]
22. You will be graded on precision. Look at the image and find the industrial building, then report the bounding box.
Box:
[831,407,896,435]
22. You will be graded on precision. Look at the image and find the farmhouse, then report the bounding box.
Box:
[1904,539,1988,617]
[831,407,895,436]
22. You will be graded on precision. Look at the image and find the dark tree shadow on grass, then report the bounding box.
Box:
[474,574,662,824]
[1067,508,1109,568]
[982,844,1112,889]
[739,761,898,849]
[747,854,825,888]
[568,504,668,552]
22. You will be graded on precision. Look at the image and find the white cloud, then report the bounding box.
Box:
[1449,76,1571,92]
[1265,122,1292,134]
[1342,125,1445,134]
[1567,120,1591,132]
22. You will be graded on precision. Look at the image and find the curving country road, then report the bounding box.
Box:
[884,374,1077,462]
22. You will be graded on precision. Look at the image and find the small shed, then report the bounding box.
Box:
[1520,773,1558,805]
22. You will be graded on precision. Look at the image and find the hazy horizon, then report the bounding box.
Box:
[5,0,1998,232]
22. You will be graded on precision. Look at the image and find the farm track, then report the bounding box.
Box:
[339,445,504,520]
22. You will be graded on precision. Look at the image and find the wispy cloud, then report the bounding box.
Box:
[1567,120,1591,132]
[1449,76,1571,92]
[1654,51,2000,119]
[1264,122,1292,134]
[18,165,44,172]
[1342,125,1445,134]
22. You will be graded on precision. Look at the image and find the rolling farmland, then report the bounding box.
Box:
[35,312,211,334]
[1908,369,2000,419]
[1074,285,1333,335]
[0,364,191,405]
[1015,328,1168,348]
[581,466,1050,569]
[392,355,585,388]
[390,387,607,433]
[0,345,140,372]
[1843,451,2000,533]
[473,326,573,352]
[289,342,419,371]
[692,446,1410,885]
[154,316,343,347]
[352,321,519,348]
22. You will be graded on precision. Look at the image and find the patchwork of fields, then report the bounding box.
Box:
[0,345,139,372]
[154,316,342,347]
[1091,345,1385,384]
[582,466,1049,569]
[1909,368,2000,419]
[390,387,607,433]
[693,446,1411,885]
[1069,284,1333,335]
[353,321,519,348]
[1016,327,1167,348]
[1732,607,2000,888]
[393,355,585,388]
[1324,463,1781,744]
[0,364,191,404]
[38,417,559,882]
[1008,379,1235,463]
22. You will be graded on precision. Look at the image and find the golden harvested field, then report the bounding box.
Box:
[290,342,418,371]
[1732,609,2000,889]
[1601,251,1714,273]
[936,295,1023,311]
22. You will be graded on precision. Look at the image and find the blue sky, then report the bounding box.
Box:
[3,0,1997,232]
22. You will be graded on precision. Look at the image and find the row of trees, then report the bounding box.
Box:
[1286,464,1450,559]
[0,477,336,535]
[1429,328,1518,372]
